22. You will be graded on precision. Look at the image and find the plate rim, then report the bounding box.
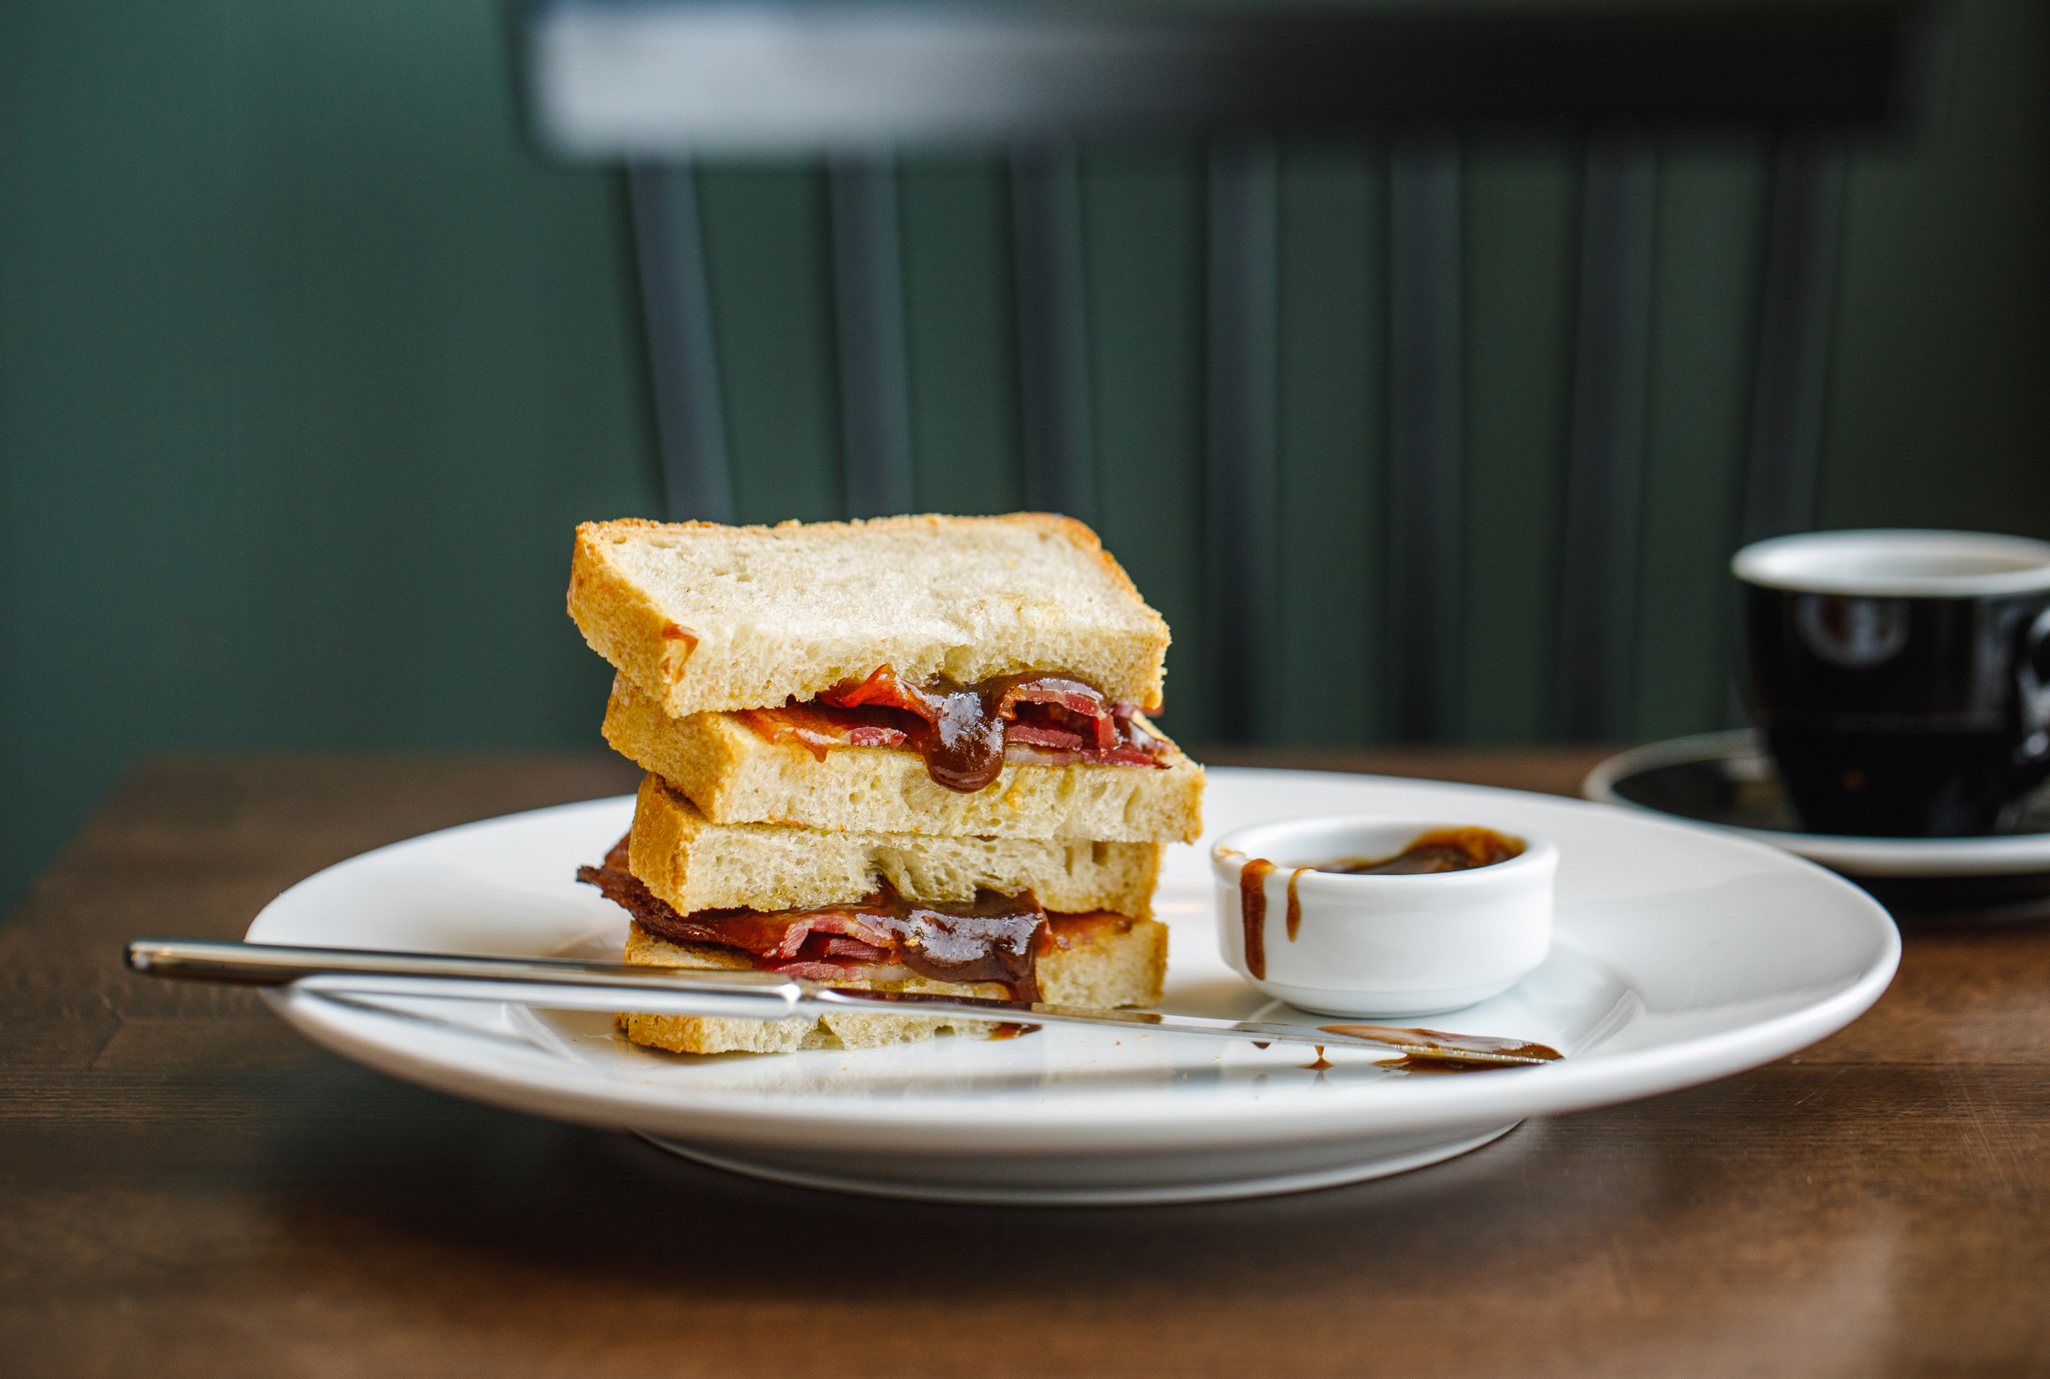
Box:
[1584,730,2050,877]
[247,767,1900,1156]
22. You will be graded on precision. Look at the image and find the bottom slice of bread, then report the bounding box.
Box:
[617,916,1169,1055]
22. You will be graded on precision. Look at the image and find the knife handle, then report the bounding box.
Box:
[125,938,807,1021]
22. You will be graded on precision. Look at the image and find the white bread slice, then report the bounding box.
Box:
[602,674,1204,842]
[616,917,1169,1054]
[627,774,1162,917]
[567,513,1170,720]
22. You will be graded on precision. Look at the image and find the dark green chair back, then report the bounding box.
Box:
[624,132,1842,749]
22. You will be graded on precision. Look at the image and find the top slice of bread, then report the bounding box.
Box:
[568,514,1171,719]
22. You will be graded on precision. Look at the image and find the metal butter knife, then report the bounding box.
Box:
[125,939,1562,1067]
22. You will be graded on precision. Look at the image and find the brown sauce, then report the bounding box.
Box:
[814,666,1165,793]
[1285,868,1305,940]
[1376,1055,1526,1075]
[1312,827,1523,876]
[918,683,1010,791]
[1303,1045,1332,1072]
[579,840,1061,1001]
[986,1022,1038,1040]
[1238,858,1276,978]
[884,890,1047,999]
[1320,1022,1562,1064]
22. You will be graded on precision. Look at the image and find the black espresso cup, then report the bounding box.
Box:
[1736,529,2050,837]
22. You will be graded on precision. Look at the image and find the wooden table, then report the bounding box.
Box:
[5,752,2048,1377]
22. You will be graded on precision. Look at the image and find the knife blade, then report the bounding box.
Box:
[125,938,1562,1066]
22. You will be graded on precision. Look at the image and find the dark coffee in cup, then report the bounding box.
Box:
[1735,530,2050,837]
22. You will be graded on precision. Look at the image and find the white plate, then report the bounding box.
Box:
[247,768,1899,1205]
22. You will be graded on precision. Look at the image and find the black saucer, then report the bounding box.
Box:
[1584,732,2050,922]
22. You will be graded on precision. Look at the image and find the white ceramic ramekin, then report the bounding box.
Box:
[1211,814,1558,1017]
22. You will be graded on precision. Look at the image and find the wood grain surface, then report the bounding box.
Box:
[4,752,2048,1378]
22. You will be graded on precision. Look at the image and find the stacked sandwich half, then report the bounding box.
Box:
[567,513,1205,1054]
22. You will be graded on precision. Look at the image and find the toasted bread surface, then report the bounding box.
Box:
[627,774,1162,916]
[603,675,1204,842]
[568,514,1170,719]
[616,917,1168,1054]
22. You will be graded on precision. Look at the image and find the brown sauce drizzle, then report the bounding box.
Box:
[1285,868,1305,940]
[1238,858,1276,978]
[579,839,1055,1001]
[1303,1045,1332,1071]
[1376,1055,1525,1075]
[1314,827,1522,876]
[713,887,1044,1000]
[814,666,1164,793]
[915,683,1010,792]
[887,890,1046,999]
[1320,1022,1562,1065]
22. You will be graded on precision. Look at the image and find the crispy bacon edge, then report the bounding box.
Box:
[769,665,1169,768]
[579,837,1136,1003]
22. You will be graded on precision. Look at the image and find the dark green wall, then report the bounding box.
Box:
[3,0,2047,914]
[0,1,658,913]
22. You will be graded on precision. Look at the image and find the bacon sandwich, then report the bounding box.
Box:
[567,512,1203,1054]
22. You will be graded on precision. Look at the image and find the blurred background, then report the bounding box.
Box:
[2,0,2046,914]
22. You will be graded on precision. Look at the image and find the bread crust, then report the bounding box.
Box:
[567,514,1171,719]
[603,675,1204,842]
[626,774,1163,917]
[615,917,1169,1054]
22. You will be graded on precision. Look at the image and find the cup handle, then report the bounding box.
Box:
[2014,607,2050,765]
